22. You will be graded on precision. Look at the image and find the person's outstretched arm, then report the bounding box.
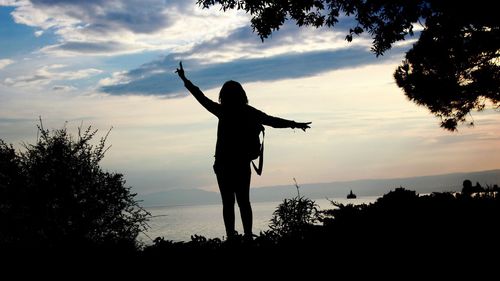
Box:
[176,62,220,116]
[260,111,311,132]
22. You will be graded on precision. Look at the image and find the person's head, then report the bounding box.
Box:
[463,179,472,189]
[219,80,248,106]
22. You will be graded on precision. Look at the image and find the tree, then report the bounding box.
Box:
[197,0,499,130]
[0,121,150,249]
[394,9,499,130]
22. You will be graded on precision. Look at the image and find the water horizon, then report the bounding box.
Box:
[139,196,379,243]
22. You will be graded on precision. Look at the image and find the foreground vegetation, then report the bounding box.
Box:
[143,188,500,261]
[0,122,150,251]
[1,124,499,271]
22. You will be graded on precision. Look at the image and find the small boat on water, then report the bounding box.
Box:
[347,190,357,199]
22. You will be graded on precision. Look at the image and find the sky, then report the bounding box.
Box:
[1,0,499,195]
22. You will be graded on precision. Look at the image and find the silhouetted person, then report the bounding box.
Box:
[462,179,485,197]
[462,179,474,196]
[474,182,484,192]
[175,62,311,240]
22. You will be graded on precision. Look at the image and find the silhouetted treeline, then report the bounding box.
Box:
[322,187,500,250]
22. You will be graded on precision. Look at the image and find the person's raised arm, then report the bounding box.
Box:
[176,61,219,116]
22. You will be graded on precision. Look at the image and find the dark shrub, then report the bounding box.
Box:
[0,122,150,250]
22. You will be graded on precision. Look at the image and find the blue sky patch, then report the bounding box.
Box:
[0,6,57,59]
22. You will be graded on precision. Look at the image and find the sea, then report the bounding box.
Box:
[139,196,378,243]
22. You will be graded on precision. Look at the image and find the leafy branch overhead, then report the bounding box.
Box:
[197,0,499,131]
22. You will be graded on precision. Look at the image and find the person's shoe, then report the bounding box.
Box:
[225,231,239,243]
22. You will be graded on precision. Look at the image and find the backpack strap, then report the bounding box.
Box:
[251,128,265,176]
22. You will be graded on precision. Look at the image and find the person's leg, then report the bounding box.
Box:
[235,162,252,237]
[214,164,236,238]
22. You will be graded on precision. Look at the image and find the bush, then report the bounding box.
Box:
[269,195,321,238]
[0,122,150,250]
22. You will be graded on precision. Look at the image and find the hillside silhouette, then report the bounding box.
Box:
[138,169,500,207]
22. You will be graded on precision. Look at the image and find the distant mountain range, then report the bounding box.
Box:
[137,169,500,207]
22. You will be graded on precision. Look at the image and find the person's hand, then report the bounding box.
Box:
[295,122,311,132]
[175,61,185,79]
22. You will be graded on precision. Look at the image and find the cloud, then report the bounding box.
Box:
[0,59,14,69]
[0,0,23,6]
[96,15,395,96]
[183,24,366,63]
[17,0,176,33]
[2,1,415,94]
[3,0,249,56]
[100,45,404,96]
[52,84,76,91]
[175,15,371,64]
[97,13,415,97]
[3,64,102,87]
[40,40,148,56]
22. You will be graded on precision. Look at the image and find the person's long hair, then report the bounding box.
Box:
[219,80,248,106]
